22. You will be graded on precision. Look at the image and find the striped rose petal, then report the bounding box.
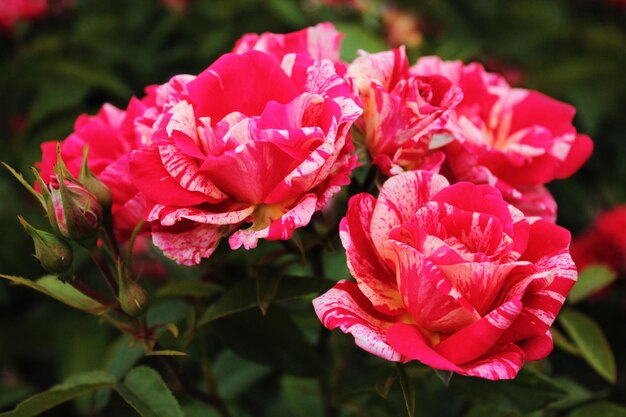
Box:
[313,281,405,362]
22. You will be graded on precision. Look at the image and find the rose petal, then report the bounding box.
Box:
[371,171,450,254]
[130,146,210,207]
[340,194,404,315]
[459,343,525,380]
[188,51,300,121]
[386,323,461,371]
[383,240,480,333]
[314,281,405,362]
[228,193,318,250]
[435,298,523,364]
[152,222,225,266]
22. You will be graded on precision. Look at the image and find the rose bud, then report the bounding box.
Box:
[48,165,103,241]
[79,147,112,209]
[118,272,149,317]
[18,216,73,273]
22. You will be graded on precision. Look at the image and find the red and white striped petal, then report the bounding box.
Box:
[229,193,318,250]
[387,324,525,380]
[459,343,525,380]
[383,240,480,333]
[435,297,523,364]
[437,262,521,316]
[152,223,225,266]
[148,203,255,226]
[371,171,449,255]
[340,194,404,315]
[314,280,405,362]
[159,143,227,202]
[519,330,553,361]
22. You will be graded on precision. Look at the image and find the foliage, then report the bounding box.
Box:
[0,0,624,416]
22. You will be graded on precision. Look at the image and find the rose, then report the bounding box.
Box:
[347,47,462,175]
[130,49,362,265]
[37,99,151,240]
[571,205,626,273]
[0,0,47,32]
[313,170,577,380]
[411,57,593,222]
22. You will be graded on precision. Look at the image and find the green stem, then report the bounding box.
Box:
[90,250,118,296]
[156,343,234,417]
[71,279,115,308]
[318,327,339,417]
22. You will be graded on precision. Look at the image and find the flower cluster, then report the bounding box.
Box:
[34,22,591,380]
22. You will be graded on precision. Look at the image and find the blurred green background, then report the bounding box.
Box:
[0,0,624,416]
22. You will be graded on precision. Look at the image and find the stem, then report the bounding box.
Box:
[318,327,339,417]
[186,386,234,417]
[101,212,122,262]
[156,345,234,417]
[310,243,325,279]
[72,279,115,307]
[90,250,118,295]
[361,164,378,194]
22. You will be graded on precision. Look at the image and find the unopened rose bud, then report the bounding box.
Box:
[48,164,102,241]
[19,216,73,273]
[118,272,150,317]
[79,147,112,209]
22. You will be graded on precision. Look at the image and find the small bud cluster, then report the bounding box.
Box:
[4,146,108,275]
[4,144,151,322]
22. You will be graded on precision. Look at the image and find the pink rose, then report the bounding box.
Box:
[412,57,593,222]
[571,205,626,274]
[314,170,577,380]
[130,49,362,265]
[0,0,47,32]
[347,47,462,175]
[233,22,343,64]
[37,99,151,240]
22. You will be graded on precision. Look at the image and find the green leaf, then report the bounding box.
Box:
[265,0,307,26]
[464,403,511,417]
[212,307,323,377]
[434,369,453,387]
[558,309,617,383]
[92,334,145,410]
[29,81,89,124]
[212,350,272,401]
[45,61,132,98]
[145,350,187,357]
[279,376,324,417]
[0,386,35,410]
[156,280,223,298]
[198,276,335,326]
[551,327,580,356]
[115,366,183,417]
[374,376,395,400]
[396,364,415,417]
[548,377,594,411]
[0,371,114,417]
[450,366,567,413]
[0,274,110,315]
[256,274,282,316]
[567,265,617,304]
[146,299,190,327]
[569,402,626,417]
